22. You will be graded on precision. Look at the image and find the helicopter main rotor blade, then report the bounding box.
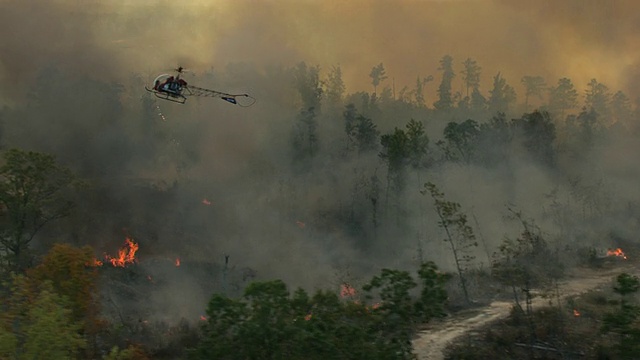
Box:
[185,85,255,106]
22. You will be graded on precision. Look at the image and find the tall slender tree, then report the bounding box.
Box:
[488,72,516,114]
[548,77,578,118]
[585,78,611,120]
[325,64,345,106]
[611,90,633,128]
[521,75,546,110]
[293,62,323,111]
[461,58,481,98]
[369,63,388,95]
[422,182,477,305]
[433,55,455,111]
[413,75,433,107]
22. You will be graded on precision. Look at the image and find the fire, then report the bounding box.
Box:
[304,313,312,321]
[340,283,357,298]
[175,258,181,267]
[86,258,103,267]
[607,248,627,260]
[202,198,212,205]
[573,309,581,317]
[200,315,207,321]
[104,237,139,267]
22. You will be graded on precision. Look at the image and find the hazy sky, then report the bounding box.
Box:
[1,0,639,104]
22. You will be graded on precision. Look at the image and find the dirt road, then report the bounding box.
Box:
[412,265,633,360]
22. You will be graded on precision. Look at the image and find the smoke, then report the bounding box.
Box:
[5,0,638,103]
[1,0,639,328]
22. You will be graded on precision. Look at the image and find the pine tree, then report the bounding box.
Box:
[548,77,578,119]
[434,55,455,111]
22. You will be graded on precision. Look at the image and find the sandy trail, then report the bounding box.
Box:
[412,265,634,360]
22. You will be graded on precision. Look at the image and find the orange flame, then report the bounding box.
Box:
[175,258,181,267]
[86,258,103,267]
[202,198,212,205]
[607,248,627,260]
[104,237,139,267]
[304,313,312,321]
[200,315,207,321]
[573,309,581,317]
[340,283,357,298]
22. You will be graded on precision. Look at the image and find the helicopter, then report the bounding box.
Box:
[145,67,255,106]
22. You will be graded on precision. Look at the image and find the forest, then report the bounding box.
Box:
[0,50,639,359]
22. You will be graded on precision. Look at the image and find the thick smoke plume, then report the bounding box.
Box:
[1,0,639,323]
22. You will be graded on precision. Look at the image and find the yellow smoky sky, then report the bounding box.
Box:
[1,0,639,103]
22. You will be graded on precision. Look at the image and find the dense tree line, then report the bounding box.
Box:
[0,54,638,358]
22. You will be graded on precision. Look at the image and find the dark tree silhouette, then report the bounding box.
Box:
[434,55,455,111]
[521,75,546,110]
[548,77,578,118]
[369,63,388,95]
[0,149,79,272]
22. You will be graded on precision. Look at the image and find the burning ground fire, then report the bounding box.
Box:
[88,237,139,267]
[340,283,357,298]
[105,237,139,267]
[338,283,380,311]
[607,248,627,260]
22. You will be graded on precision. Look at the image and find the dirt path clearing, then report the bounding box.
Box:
[412,265,634,360]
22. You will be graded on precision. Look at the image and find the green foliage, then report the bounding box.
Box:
[380,120,429,172]
[0,148,79,272]
[23,286,86,359]
[471,113,512,166]
[491,208,563,310]
[0,276,86,359]
[28,243,102,341]
[380,128,410,172]
[380,120,429,224]
[364,269,417,321]
[193,263,450,360]
[438,119,480,163]
[103,345,149,360]
[415,261,450,321]
[405,119,429,168]
[601,273,640,358]
[515,111,556,166]
[344,104,380,155]
[192,279,386,360]
[613,273,640,298]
